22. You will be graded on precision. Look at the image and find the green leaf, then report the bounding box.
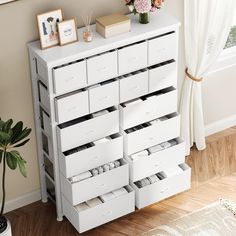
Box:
[11,121,23,142]
[3,119,13,132]
[0,120,5,131]
[9,150,27,177]
[13,138,30,148]
[12,128,31,144]
[0,131,10,143]
[6,152,17,170]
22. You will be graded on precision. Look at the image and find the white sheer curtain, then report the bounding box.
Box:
[179,0,236,155]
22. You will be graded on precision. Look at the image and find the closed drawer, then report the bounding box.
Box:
[57,107,119,152]
[53,60,87,95]
[60,133,123,178]
[62,185,135,233]
[119,69,148,103]
[123,112,180,155]
[61,159,129,205]
[55,90,89,124]
[120,87,177,130]
[89,80,119,113]
[39,82,50,111]
[87,50,118,85]
[149,60,177,93]
[148,32,177,66]
[118,41,147,75]
[127,138,185,182]
[131,163,191,209]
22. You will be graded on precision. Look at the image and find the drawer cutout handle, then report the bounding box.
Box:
[103,210,112,217]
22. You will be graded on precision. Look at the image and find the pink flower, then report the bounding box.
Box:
[153,0,164,8]
[150,6,157,12]
[134,0,152,13]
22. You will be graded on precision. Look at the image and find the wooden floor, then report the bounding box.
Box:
[6,126,236,236]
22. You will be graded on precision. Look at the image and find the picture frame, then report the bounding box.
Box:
[58,18,78,46]
[37,9,63,50]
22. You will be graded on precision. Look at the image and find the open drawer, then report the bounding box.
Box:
[122,112,180,155]
[57,106,119,152]
[59,133,123,178]
[131,163,191,209]
[61,159,129,205]
[62,185,135,233]
[127,138,185,182]
[120,87,177,130]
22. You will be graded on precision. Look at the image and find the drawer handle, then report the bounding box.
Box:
[99,183,107,188]
[91,156,99,161]
[102,210,112,217]
[65,76,76,82]
[97,66,107,72]
[67,106,77,112]
[128,56,138,62]
[160,187,169,193]
[99,95,109,101]
[129,85,139,91]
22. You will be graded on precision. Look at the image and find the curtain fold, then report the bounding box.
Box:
[180,0,236,155]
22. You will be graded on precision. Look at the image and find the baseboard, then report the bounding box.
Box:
[4,189,41,213]
[205,115,236,137]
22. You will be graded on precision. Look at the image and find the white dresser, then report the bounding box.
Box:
[28,11,191,233]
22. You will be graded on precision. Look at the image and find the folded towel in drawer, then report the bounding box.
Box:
[130,150,149,161]
[160,141,171,149]
[70,171,92,183]
[86,197,103,207]
[92,109,109,118]
[100,192,116,202]
[76,202,90,212]
[148,144,163,154]
[112,187,128,197]
[147,175,160,184]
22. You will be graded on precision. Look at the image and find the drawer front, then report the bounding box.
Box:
[120,70,148,103]
[62,186,135,233]
[60,135,123,178]
[39,83,50,111]
[128,138,185,182]
[118,41,147,75]
[123,113,180,155]
[132,164,191,209]
[148,33,177,66]
[149,61,177,93]
[55,91,89,124]
[57,109,119,152]
[87,51,118,85]
[89,80,119,113]
[120,88,177,130]
[53,60,87,95]
[61,160,129,205]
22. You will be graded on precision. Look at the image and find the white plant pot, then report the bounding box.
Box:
[0,220,12,236]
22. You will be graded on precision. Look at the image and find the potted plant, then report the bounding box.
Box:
[0,118,31,236]
[125,0,164,24]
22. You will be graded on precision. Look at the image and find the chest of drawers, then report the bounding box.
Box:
[28,11,191,233]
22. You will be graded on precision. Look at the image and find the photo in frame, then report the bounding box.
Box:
[58,19,78,46]
[37,9,63,49]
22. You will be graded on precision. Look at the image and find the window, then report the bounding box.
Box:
[224,14,236,49]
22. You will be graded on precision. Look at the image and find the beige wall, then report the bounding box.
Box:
[0,0,235,203]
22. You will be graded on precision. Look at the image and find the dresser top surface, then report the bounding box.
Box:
[28,10,180,67]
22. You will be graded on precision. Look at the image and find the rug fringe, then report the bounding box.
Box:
[220,198,236,216]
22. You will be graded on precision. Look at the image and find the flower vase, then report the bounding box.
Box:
[139,13,149,24]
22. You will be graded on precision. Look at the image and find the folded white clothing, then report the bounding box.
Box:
[160,141,171,149]
[123,98,142,107]
[130,150,149,161]
[108,162,115,170]
[102,164,110,172]
[93,137,109,145]
[97,166,104,174]
[114,160,121,168]
[86,197,103,207]
[112,187,128,197]
[147,175,159,184]
[92,110,109,118]
[100,192,116,202]
[148,144,163,154]
[90,168,99,176]
[164,166,183,177]
[70,171,92,183]
[75,202,90,212]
